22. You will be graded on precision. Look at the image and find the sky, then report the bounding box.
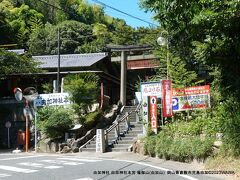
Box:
[87,0,159,28]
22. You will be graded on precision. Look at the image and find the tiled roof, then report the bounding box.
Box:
[33,53,107,69]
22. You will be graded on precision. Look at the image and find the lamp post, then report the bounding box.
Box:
[157,30,169,79]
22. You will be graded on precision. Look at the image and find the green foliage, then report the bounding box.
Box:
[41,82,53,94]
[215,97,240,156]
[38,106,74,139]
[64,73,99,117]
[141,0,240,95]
[144,123,215,162]
[144,135,156,157]
[84,110,103,128]
[0,49,41,76]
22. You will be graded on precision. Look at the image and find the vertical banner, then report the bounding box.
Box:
[162,80,173,117]
[142,96,149,136]
[150,96,157,134]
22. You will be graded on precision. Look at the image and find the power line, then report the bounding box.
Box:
[91,0,158,27]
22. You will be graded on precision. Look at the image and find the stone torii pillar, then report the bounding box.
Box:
[107,45,153,106]
[120,50,127,105]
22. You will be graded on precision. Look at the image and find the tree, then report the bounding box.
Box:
[0,49,40,76]
[141,0,240,95]
[64,73,100,118]
[6,3,44,47]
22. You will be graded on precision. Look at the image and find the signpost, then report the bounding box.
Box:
[5,121,11,148]
[96,129,105,153]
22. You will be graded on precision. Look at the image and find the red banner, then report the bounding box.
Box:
[150,96,157,129]
[162,80,173,117]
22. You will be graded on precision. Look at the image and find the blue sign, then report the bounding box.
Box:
[172,98,179,111]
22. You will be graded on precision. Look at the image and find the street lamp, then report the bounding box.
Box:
[157,30,169,79]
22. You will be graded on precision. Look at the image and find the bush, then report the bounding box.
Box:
[144,135,157,157]
[38,106,74,139]
[84,110,102,128]
[217,97,240,156]
[144,120,215,162]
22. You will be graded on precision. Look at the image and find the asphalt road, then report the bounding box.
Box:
[0,153,229,180]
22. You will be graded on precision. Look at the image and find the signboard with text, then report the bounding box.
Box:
[162,80,173,117]
[34,93,71,107]
[141,82,162,97]
[127,59,160,70]
[172,85,210,111]
[150,96,157,134]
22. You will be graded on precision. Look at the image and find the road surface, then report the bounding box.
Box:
[0,153,228,180]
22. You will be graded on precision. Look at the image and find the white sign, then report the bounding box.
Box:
[141,96,150,136]
[34,93,71,107]
[141,82,162,97]
[96,129,105,153]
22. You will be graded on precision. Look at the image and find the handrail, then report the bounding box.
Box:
[79,105,140,151]
[105,110,132,135]
[79,135,96,151]
[135,103,142,113]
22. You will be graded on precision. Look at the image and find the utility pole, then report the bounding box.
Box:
[57,28,60,93]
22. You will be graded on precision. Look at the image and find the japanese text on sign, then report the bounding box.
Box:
[172,85,210,111]
[34,93,71,107]
[150,96,157,129]
[141,82,162,97]
[162,80,173,117]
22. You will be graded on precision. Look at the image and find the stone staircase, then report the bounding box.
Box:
[80,105,143,152]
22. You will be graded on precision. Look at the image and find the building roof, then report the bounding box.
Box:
[32,53,108,69]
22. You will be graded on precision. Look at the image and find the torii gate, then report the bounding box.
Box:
[107,45,154,105]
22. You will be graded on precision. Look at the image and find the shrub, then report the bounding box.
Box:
[215,96,240,156]
[144,135,157,157]
[84,110,102,128]
[38,106,74,139]
[144,120,215,162]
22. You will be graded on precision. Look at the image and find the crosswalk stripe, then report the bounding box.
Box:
[18,162,44,168]
[40,159,83,165]
[0,165,38,173]
[57,158,102,162]
[0,173,11,177]
[44,166,62,169]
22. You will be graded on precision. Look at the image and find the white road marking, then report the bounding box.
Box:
[0,173,11,177]
[44,166,62,169]
[74,178,93,180]
[18,162,44,168]
[0,165,38,173]
[100,158,199,180]
[40,159,83,165]
[58,157,102,162]
[0,155,44,161]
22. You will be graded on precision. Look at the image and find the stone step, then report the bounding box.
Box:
[80,148,96,152]
[85,144,96,148]
[113,143,133,148]
[110,147,129,152]
[115,140,135,144]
